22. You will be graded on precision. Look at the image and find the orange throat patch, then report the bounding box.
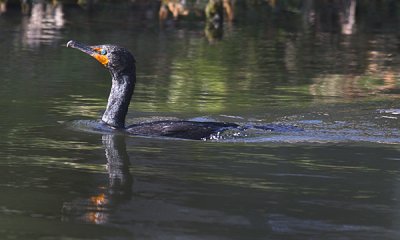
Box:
[92,54,109,65]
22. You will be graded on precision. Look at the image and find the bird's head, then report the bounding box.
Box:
[67,40,136,76]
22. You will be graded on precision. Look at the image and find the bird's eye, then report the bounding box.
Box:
[96,49,107,55]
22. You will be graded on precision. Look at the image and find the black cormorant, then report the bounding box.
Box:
[66,40,273,140]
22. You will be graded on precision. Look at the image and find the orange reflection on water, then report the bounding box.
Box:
[84,211,108,225]
[83,193,109,224]
[90,193,108,206]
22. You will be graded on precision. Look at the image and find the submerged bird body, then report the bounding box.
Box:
[67,40,244,140]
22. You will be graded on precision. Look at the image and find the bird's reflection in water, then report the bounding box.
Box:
[62,134,132,224]
[103,134,132,200]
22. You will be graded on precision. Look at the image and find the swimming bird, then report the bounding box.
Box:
[67,40,249,140]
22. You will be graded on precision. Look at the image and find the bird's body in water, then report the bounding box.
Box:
[67,40,297,140]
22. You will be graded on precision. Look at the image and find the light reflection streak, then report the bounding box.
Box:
[51,95,105,118]
[18,1,65,47]
[0,1,6,15]
[340,0,356,35]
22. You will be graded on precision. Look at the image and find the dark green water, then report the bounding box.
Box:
[1,2,400,239]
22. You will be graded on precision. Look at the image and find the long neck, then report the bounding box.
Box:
[102,72,135,129]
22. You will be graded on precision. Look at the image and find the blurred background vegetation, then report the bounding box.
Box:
[1,0,399,24]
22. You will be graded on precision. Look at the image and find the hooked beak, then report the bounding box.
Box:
[67,40,109,66]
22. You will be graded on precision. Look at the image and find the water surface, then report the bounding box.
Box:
[1,2,400,239]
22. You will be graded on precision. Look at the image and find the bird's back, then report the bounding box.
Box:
[126,120,239,140]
